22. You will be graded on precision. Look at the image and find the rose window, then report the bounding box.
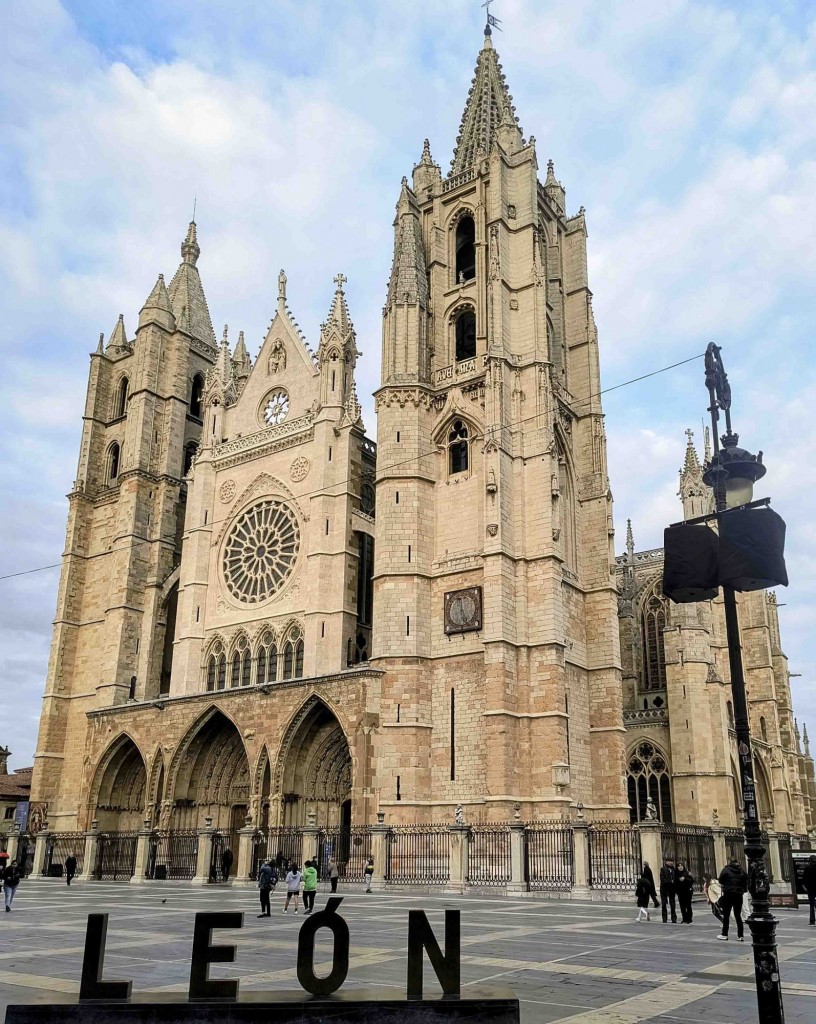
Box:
[223,500,299,603]
[264,389,289,426]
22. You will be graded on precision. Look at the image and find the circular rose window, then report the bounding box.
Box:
[223,500,300,603]
[264,389,289,425]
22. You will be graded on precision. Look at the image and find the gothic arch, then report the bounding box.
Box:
[638,576,670,692]
[252,745,272,827]
[146,747,167,826]
[753,753,775,824]
[89,733,147,831]
[160,565,181,603]
[626,739,673,824]
[553,425,578,571]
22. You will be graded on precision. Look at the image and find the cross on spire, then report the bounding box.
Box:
[334,273,347,291]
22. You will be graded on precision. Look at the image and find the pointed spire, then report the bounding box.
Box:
[106,314,129,352]
[96,332,104,354]
[215,324,233,381]
[386,179,429,309]
[232,330,251,379]
[544,159,566,214]
[704,425,712,464]
[167,220,216,348]
[420,138,433,165]
[450,34,522,174]
[413,139,441,195]
[795,718,802,753]
[324,273,355,337]
[138,273,175,332]
[181,221,200,266]
[683,427,702,475]
[678,428,710,519]
[626,519,635,559]
[804,723,810,758]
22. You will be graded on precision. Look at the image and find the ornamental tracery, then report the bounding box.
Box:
[222,500,300,604]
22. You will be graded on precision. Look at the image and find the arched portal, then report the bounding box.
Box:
[171,710,250,831]
[276,699,352,827]
[92,736,147,830]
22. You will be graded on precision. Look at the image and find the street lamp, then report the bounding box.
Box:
[701,343,784,1023]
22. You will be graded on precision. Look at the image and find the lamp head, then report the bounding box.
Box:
[703,432,766,508]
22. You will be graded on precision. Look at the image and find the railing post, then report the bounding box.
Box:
[508,823,526,893]
[767,833,783,885]
[636,820,663,878]
[301,812,320,869]
[712,826,728,874]
[77,822,100,882]
[572,822,591,898]
[5,825,20,864]
[130,820,153,885]
[191,818,213,886]
[447,824,469,894]
[236,822,257,884]
[32,826,50,878]
[369,813,388,891]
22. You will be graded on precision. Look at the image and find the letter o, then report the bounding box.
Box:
[296,897,350,996]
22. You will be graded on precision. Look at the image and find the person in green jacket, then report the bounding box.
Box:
[302,859,318,914]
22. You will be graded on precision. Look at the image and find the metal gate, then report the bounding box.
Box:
[95,832,137,881]
[386,826,450,884]
[468,827,512,887]
[525,824,574,891]
[250,827,304,878]
[661,824,714,891]
[16,835,34,877]
[209,831,238,882]
[42,832,85,877]
[317,827,372,883]
[588,824,641,889]
[149,830,198,880]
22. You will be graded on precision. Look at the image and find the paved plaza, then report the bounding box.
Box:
[0,880,814,1022]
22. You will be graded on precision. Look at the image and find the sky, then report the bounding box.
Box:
[1,0,815,772]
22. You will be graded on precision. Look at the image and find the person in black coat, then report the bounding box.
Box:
[717,858,748,941]
[65,854,77,886]
[675,861,695,923]
[257,860,277,918]
[221,847,233,882]
[641,861,659,908]
[635,870,652,922]
[2,861,22,912]
[659,857,678,923]
[802,855,816,925]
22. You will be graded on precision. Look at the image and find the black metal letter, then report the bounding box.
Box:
[79,914,132,1002]
[296,896,349,996]
[188,911,243,1001]
[407,909,460,999]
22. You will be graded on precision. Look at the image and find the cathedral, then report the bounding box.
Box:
[29,27,813,842]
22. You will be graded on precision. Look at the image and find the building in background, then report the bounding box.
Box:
[0,748,32,838]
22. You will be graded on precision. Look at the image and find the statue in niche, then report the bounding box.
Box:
[551,469,561,542]
[489,224,500,281]
[268,339,286,375]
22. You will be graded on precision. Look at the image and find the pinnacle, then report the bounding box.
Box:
[106,313,128,351]
[181,221,200,266]
[682,428,702,475]
[142,273,172,312]
[324,273,354,336]
[168,222,216,347]
[626,518,635,554]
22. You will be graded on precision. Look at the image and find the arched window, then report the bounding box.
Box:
[455,214,476,282]
[230,649,241,688]
[183,441,198,476]
[205,642,224,692]
[256,632,277,686]
[640,587,668,691]
[190,374,205,419]
[217,650,227,691]
[448,419,469,476]
[282,625,304,681]
[627,742,673,823]
[115,377,129,418]
[107,442,121,484]
[454,309,476,362]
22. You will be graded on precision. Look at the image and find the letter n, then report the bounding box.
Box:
[407,909,460,999]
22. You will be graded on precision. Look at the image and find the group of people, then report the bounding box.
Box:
[256,855,375,917]
[636,856,749,940]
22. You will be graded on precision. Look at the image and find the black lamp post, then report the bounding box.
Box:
[701,343,784,1023]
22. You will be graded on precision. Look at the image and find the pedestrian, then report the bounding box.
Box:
[659,857,677,923]
[364,856,374,893]
[635,869,652,922]
[65,853,77,886]
[703,872,723,922]
[802,854,816,926]
[675,861,695,923]
[717,857,748,941]
[642,861,659,908]
[257,860,276,918]
[302,859,318,914]
[2,859,22,912]
[328,857,339,894]
[221,846,233,882]
[283,863,302,914]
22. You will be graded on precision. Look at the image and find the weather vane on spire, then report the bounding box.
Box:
[482,0,502,32]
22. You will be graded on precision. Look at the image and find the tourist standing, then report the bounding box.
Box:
[635,869,652,922]
[257,860,276,918]
[65,853,77,886]
[328,857,339,893]
[717,857,748,941]
[302,859,318,914]
[364,856,374,893]
[283,864,302,914]
[802,854,816,925]
[3,860,22,912]
[641,861,659,908]
[659,857,678,923]
[675,861,695,923]
[221,846,233,882]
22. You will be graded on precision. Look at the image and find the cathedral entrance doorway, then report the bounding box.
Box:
[171,710,249,831]
[91,735,147,831]
[276,698,352,827]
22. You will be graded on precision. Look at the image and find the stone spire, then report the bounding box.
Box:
[412,138,441,195]
[704,425,712,464]
[138,273,175,332]
[167,220,216,349]
[795,718,802,753]
[626,519,635,560]
[386,179,430,310]
[232,330,251,380]
[678,428,710,520]
[544,159,566,214]
[324,273,355,340]
[450,32,523,174]
[205,324,237,406]
[106,313,129,353]
[804,723,811,758]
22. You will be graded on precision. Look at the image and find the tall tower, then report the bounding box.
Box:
[371,27,627,821]
[30,223,217,827]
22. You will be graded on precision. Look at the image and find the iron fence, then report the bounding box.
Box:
[778,834,793,883]
[250,827,305,879]
[149,830,198,880]
[386,826,450,884]
[525,824,574,891]
[42,832,85,877]
[317,827,372,883]
[209,830,239,883]
[467,826,512,887]
[588,823,641,889]
[722,827,774,881]
[660,824,715,892]
[95,832,138,880]
[16,835,34,878]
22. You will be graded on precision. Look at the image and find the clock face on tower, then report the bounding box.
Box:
[444,586,483,635]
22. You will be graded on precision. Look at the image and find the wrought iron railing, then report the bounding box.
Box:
[42,832,85,877]
[588,823,642,889]
[661,824,715,891]
[95,832,138,880]
[250,827,305,877]
[149,830,198,880]
[467,826,511,887]
[317,827,372,883]
[386,826,450,884]
[525,824,574,891]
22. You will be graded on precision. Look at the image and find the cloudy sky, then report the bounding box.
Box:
[1,0,814,771]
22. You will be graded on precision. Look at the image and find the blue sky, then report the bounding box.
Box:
[1,0,815,770]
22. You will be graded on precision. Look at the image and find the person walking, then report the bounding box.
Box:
[65,853,77,886]
[328,857,339,894]
[659,857,678,923]
[717,857,748,941]
[703,872,723,922]
[364,856,375,893]
[675,861,695,923]
[2,860,22,912]
[635,869,652,922]
[642,861,659,908]
[802,854,816,925]
[283,864,302,914]
[257,860,276,918]
[221,847,233,883]
[302,859,318,914]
